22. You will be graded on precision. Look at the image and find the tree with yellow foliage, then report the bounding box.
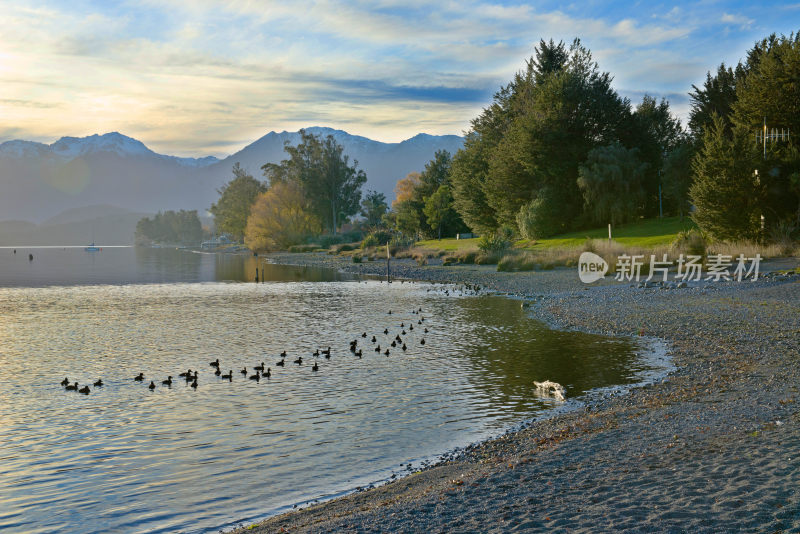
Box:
[244,182,321,251]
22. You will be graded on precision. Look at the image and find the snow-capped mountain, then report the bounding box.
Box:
[0,128,464,230]
[0,132,220,167]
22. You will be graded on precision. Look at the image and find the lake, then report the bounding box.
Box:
[0,247,669,533]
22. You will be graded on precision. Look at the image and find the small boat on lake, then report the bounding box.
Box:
[85,243,101,252]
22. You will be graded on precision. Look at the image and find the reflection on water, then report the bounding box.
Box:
[0,250,669,534]
[0,247,355,287]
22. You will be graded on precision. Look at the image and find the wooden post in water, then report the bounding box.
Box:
[255,267,259,283]
[386,244,391,283]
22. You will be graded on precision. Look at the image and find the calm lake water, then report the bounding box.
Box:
[0,247,669,533]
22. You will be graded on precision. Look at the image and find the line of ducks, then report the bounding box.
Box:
[60,308,432,394]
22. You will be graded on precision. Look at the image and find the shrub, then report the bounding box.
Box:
[475,251,503,265]
[361,230,392,249]
[317,234,342,248]
[498,253,537,272]
[671,229,708,258]
[770,219,798,255]
[516,193,562,240]
[477,232,511,254]
[333,243,357,253]
[352,254,362,263]
[288,244,319,253]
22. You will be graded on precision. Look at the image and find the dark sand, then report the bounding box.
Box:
[231,253,800,533]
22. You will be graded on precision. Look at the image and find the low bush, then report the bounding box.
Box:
[352,254,362,263]
[287,244,319,253]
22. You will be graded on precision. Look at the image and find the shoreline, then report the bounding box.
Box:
[232,252,800,533]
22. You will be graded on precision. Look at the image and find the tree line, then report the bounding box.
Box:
[210,33,799,251]
[135,210,203,246]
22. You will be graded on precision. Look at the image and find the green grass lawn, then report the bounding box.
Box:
[417,216,696,252]
[524,216,696,249]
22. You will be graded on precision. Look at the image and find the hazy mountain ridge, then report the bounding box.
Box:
[0,129,464,229]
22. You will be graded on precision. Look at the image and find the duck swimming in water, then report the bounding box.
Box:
[61,377,70,386]
[249,371,260,381]
[240,367,248,375]
[65,382,78,391]
[371,336,376,343]
[209,358,220,368]
[221,370,232,380]
[254,362,265,372]
[78,385,90,395]
[190,379,198,389]
[420,338,425,345]
[214,367,221,376]
[162,376,173,386]
[148,381,156,390]
[93,379,103,387]
[134,373,144,381]
[312,361,318,371]
[179,369,192,378]
[276,358,285,367]
[264,368,271,378]
[294,356,303,365]
[280,350,287,357]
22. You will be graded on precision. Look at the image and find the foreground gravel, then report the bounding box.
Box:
[231,252,800,533]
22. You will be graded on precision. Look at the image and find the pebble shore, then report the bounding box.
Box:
[232,252,800,533]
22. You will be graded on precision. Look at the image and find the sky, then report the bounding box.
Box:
[1,1,798,157]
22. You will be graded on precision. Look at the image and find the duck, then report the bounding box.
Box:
[420,338,426,345]
[60,377,70,386]
[313,349,320,357]
[383,328,389,334]
[214,367,221,376]
[374,345,381,352]
[93,379,103,387]
[179,369,192,378]
[254,362,265,372]
[162,376,173,386]
[221,370,232,380]
[402,343,407,351]
[190,379,198,389]
[424,328,429,333]
[264,368,271,378]
[356,349,363,358]
[249,371,260,381]
[322,347,331,355]
[276,358,285,367]
[240,367,248,375]
[401,330,406,335]
[134,373,144,381]
[294,356,303,365]
[391,341,397,347]
[280,350,287,357]
[409,324,414,331]
[400,322,404,327]
[148,381,156,390]
[361,332,367,338]
[312,361,319,371]
[65,382,79,391]
[209,358,220,368]
[384,349,390,355]
[371,336,376,343]
[78,385,90,395]
[395,335,402,341]
[388,310,392,315]
[418,320,422,325]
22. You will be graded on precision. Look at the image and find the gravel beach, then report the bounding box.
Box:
[232,252,800,533]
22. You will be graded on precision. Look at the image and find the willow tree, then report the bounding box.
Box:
[244,182,321,251]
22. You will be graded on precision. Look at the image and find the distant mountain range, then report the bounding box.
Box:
[0,128,464,234]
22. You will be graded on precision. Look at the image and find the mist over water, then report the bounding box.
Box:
[0,248,667,533]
